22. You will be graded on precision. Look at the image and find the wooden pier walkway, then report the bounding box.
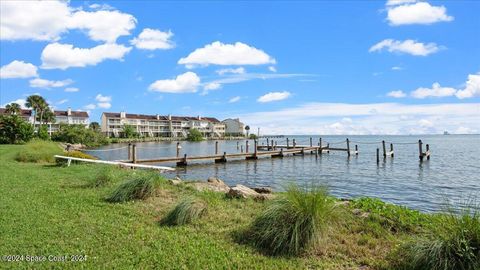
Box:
[106,137,430,167]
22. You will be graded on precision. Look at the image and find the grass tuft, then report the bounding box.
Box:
[393,205,480,270]
[105,173,157,203]
[89,166,122,187]
[15,139,62,163]
[161,197,207,226]
[246,184,338,256]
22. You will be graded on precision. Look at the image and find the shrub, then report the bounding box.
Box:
[161,197,207,226]
[247,184,337,256]
[187,128,204,141]
[106,173,158,202]
[249,134,258,140]
[51,124,110,147]
[15,139,62,163]
[65,150,97,160]
[121,124,138,138]
[393,205,480,270]
[37,125,50,140]
[351,197,429,233]
[0,115,34,144]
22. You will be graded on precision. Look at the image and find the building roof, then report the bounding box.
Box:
[0,108,32,117]
[54,110,89,117]
[0,108,88,118]
[103,112,220,123]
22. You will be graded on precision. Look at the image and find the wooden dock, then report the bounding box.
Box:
[109,137,430,167]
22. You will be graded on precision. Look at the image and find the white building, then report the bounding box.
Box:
[101,112,225,138]
[0,107,89,134]
[222,118,245,136]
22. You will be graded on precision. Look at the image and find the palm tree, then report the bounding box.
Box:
[89,122,100,131]
[5,103,21,115]
[42,108,55,125]
[25,95,47,129]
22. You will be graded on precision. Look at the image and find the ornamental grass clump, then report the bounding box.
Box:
[161,197,207,226]
[89,166,120,188]
[15,139,62,163]
[248,184,338,256]
[106,174,156,203]
[394,205,480,270]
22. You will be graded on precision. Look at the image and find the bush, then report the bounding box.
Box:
[351,197,429,233]
[121,124,138,138]
[65,150,97,160]
[0,115,34,144]
[37,125,50,140]
[249,134,258,140]
[393,206,480,270]
[161,197,207,226]
[187,128,204,141]
[51,124,110,147]
[106,173,159,202]
[247,184,337,256]
[15,139,62,163]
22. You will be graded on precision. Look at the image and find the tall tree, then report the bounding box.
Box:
[89,122,100,131]
[25,95,47,129]
[5,103,21,115]
[42,108,55,124]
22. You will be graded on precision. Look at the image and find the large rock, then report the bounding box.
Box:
[227,184,273,200]
[190,177,230,193]
[168,177,183,186]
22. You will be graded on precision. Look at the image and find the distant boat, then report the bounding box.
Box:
[444,131,450,135]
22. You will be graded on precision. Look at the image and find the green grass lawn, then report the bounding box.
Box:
[0,143,433,269]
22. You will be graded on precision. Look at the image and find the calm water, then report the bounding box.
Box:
[86,135,480,212]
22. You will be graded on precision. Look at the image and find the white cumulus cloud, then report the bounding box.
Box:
[3,99,27,109]
[203,82,221,91]
[0,0,137,42]
[411,83,458,99]
[386,0,417,6]
[41,43,131,70]
[84,104,96,110]
[387,2,454,26]
[97,102,111,109]
[257,91,291,103]
[456,73,480,99]
[369,39,440,56]
[69,10,136,43]
[387,90,407,98]
[178,41,276,68]
[29,78,73,88]
[95,94,112,102]
[0,60,38,79]
[130,28,174,50]
[149,72,200,93]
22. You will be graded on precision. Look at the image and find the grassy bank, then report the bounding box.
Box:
[0,142,477,269]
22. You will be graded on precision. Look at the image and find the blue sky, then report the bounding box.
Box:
[1,0,479,135]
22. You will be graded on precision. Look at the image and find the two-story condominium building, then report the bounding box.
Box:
[222,118,246,136]
[101,112,226,138]
[0,107,89,134]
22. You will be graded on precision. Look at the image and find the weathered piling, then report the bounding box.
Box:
[376,148,380,163]
[293,139,296,148]
[419,140,423,161]
[355,145,358,156]
[390,143,394,157]
[176,142,180,157]
[382,140,386,158]
[347,138,351,157]
[246,140,249,153]
[215,151,227,163]
[132,144,137,164]
[266,138,270,150]
[426,144,430,160]
[236,141,239,150]
[286,138,290,148]
[319,138,322,155]
[128,143,132,161]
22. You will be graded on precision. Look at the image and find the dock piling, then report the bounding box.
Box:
[176,142,180,157]
[376,148,380,163]
[246,140,249,153]
[132,144,137,164]
[426,144,430,160]
[382,140,386,158]
[215,141,219,155]
[286,138,290,148]
[419,140,423,161]
[390,143,394,157]
[355,145,358,156]
[128,143,132,161]
[347,138,351,157]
